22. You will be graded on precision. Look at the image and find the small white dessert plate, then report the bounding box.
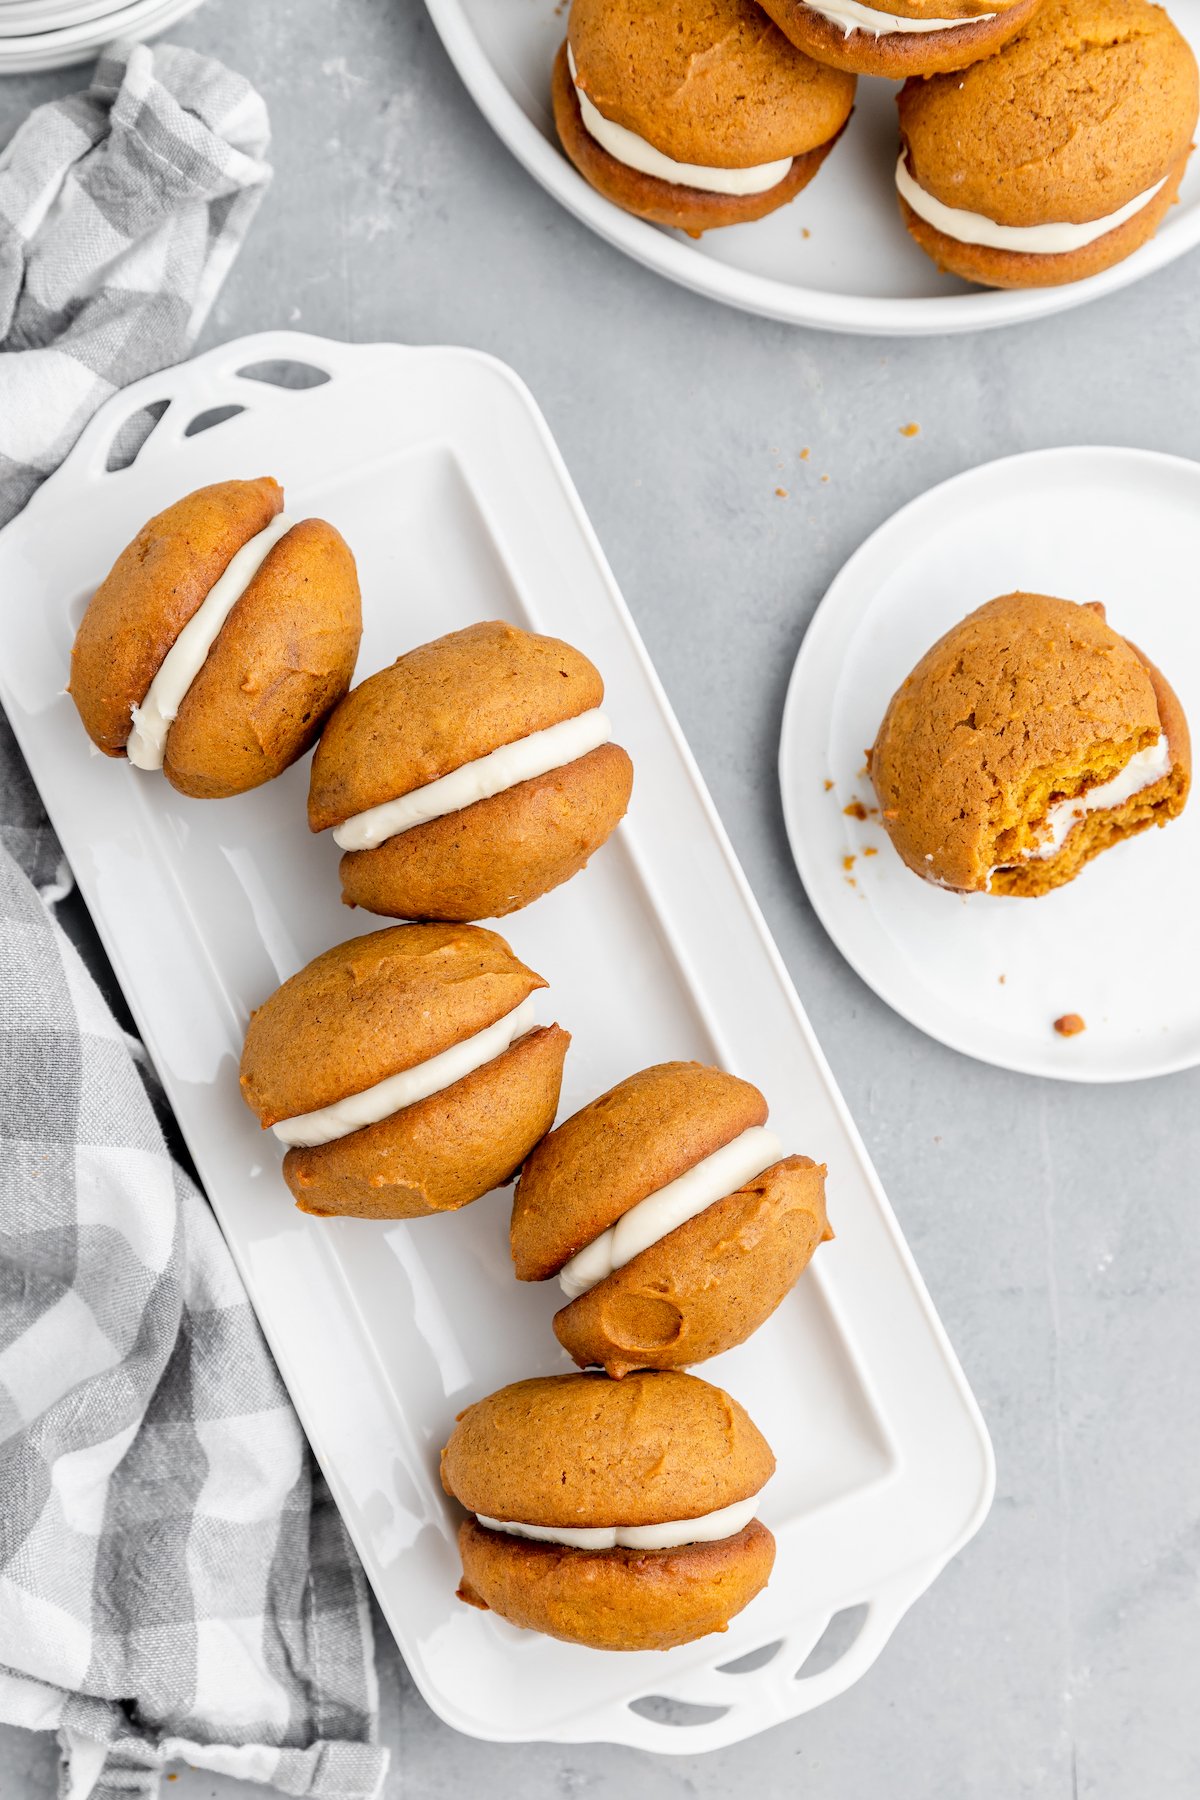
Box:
[425,0,1200,337]
[0,331,993,1752]
[779,446,1200,1082]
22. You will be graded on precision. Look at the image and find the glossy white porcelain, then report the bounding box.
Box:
[0,331,993,1750]
[780,446,1200,1081]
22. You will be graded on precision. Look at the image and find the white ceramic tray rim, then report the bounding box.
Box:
[0,332,995,1751]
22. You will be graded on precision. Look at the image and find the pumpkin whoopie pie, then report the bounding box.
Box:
[70,478,361,797]
[870,593,1191,896]
[442,1370,776,1651]
[308,621,633,923]
[239,923,569,1217]
[511,1062,831,1377]
[895,0,1199,289]
[758,0,1041,79]
[552,0,856,237]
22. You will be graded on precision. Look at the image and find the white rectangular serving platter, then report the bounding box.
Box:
[0,330,993,1754]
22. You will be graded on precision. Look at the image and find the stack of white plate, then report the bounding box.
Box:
[0,0,204,73]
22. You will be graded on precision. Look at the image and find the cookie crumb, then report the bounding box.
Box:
[1054,1013,1086,1037]
[823,779,834,791]
[820,473,830,483]
[863,846,878,857]
[843,799,868,821]
[775,487,788,498]
[998,973,1006,984]
[899,422,920,438]
[845,876,856,888]
[843,854,856,872]
[799,447,810,461]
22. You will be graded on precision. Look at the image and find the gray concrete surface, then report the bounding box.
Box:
[3,1,1199,1795]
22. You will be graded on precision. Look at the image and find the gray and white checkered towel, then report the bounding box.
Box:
[0,41,387,1800]
[0,37,271,525]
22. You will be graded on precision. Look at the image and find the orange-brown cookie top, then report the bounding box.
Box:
[510,1061,768,1281]
[308,621,605,831]
[870,593,1165,892]
[568,0,856,167]
[239,922,546,1127]
[69,477,284,755]
[161,517,362,799]
[440,1370,775,1527]
[898,0,1199,226]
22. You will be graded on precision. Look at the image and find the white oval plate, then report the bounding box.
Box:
[779,447,1200,1081]
[425,0,1200,337]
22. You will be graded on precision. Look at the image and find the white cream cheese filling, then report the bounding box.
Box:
[805,0,994,35]
[558,1124,783,1301]
[127,512,296,771]
[332,708,612,853]
[476,1493,761,1551]
[272,994,537,1148]
[568,46,793,198]
[896,155,1168,254]
[1026,735,1173,861]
